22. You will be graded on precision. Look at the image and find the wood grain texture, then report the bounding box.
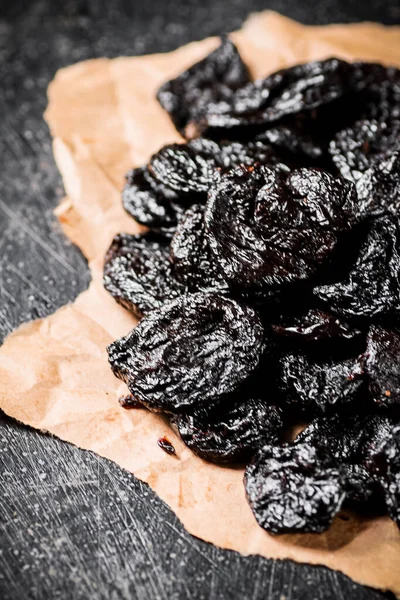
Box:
[0,1,399,598]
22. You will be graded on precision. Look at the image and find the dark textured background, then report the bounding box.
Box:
[0,1,399,599]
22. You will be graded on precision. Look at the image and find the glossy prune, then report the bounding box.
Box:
[157,37,250,138]
[103,232,184,317]
[122,167,186,234]
[107,293,264,413]
[170,203,229,293]
[330,118,400,183]
[204,58,357,130]
[245,442,345,534]
[205,164,357,289]
[357,151,400,218]
[279,352,364,412]
[171,397,283,464]
[315,216,400,319]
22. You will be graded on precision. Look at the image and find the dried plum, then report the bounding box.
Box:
[245,442,345,534]
[279,352,364,412]
[171,398,282,464]
[122,167,186,234]
[103,232,184,317]
[357,151,400,218]
[149,143,217,195]
[330,118,400,182]
[315,216,400,319]
[205,164,357,289]
[203,58,355,129]
[107,293,264,413]
[170,203,229,293]
[157,37,250,138]
[364,325,400,406]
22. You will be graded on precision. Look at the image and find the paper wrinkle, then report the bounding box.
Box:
[1,11,400,595]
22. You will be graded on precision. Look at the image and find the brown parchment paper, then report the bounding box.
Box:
[1,11,400,594]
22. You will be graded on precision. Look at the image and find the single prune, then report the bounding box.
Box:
[205,164,358,289]
[315,216,400,319]
[245,442,345,534]
[171,397,282,464]
[170,203,229,293]
[122,167,185,234]
[297,412,397,504]
[103,232,184,317]
[357,151,400,218]
[157,37,250,138]
[204,58,357,130]
[271,308,361,344]
[330,118,400,182]
[279,352,364,412]
[107,293,264,413]
[364,325,400,406]
[149,143,217,195]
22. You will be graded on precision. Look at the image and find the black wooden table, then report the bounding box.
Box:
[0,1,399,598]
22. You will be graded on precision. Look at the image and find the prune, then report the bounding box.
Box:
[171,397,283,464]
[297,412,395,504]
[315,216,400,319]
[149,143,217,195]
[330,118,400,182]
[122,167,185,233]
[245,442,345,533]
[203,58,357,130]
[205,164,357,289]
[103,232,184,317]
[364,325,400,406]
[279,352,364,412]
[377,426,400,526]
[271,308,361,344]
[357,151,400,218]
[170,203,229,293]
[107,293,264,413]
[157,37,250,138]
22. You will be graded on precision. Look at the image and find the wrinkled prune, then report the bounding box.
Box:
[204,58,357,130]
[170,203,229,293]
[107,293,264,413]
[149,143,217,195]
[103,232,184,317]
[315,216,400,319]
[157,37,250,138]
[205,164,357,289]
[330,118,400,182]
[245,442,345,533]
[364,325,400,406]
[279,352,364,412]
[357,151,400,218]
[171,397,282,464]
[123,167,185,233]
[271,308,361,344]
[296,412,395,504]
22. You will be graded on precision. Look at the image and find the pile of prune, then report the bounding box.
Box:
[104,37,400,534]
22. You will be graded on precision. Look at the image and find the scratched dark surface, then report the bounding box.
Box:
[0,1,399,599]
